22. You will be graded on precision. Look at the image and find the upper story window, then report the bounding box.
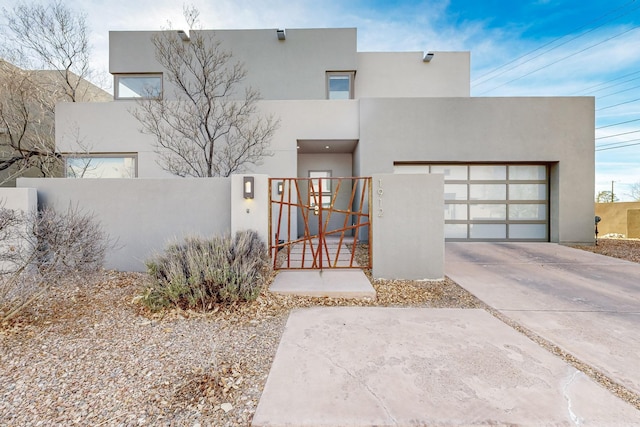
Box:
[326,71,354,99]
[114,74,162,100]
[66,154,137,178]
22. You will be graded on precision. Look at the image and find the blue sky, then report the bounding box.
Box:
[4,0,639,199]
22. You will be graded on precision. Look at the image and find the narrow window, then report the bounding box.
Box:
[114,74,162,99]
[326,72,354,99]
[65,155,137,178]
[309,171,332,208]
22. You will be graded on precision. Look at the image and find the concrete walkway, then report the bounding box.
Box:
[446,242,640,396]
[252,242,640,426]
[253,307,640,426]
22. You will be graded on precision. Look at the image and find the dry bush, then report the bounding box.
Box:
[0,205,108,323]
[141,230,269,311]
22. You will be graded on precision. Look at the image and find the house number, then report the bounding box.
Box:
[377,179,384,217]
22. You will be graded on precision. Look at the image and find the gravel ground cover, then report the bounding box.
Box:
[2,239,638,426]
[0,245,482,426]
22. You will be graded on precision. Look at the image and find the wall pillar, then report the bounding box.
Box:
[371,173,444,280]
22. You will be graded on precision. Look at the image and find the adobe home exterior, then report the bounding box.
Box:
[53,27,595,245]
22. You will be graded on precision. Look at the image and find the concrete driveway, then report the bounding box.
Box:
[446,242,640,396]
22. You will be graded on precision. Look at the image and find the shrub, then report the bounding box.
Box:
[0,205,108,323]
[141,230,269,311]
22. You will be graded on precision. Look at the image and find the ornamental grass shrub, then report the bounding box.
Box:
[141,230,269,311]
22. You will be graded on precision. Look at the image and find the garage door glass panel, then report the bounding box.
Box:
[509,204,546,220]
[445,224,467,239]
[444,184,467,200]
[469,184,506,200]
[470,165,506,180]
[509,184,546,200]
[470,224,506,239]
[469,204,506,220]
[509,224,546,239]
[445,204,467,220]
[509,165,546,180]
[431,165,467,180]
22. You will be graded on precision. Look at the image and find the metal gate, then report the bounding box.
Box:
[269,177,372,270]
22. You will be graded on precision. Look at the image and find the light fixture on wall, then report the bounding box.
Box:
[177,30,190,42]
[277,29,286,40]
[244,176,254,199]
[423,52,434,62]
[277,181,284,195]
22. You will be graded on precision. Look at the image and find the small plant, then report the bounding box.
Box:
[141,230,268,311]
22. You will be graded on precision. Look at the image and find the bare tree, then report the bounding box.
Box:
[0,204,108,323]
[2,0,96,102]
[133,7,278,177]
[628,182,640,201]
[0,1,105,185]
[0,60,61,183]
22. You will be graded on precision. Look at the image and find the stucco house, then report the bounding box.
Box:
[54,27,595,245]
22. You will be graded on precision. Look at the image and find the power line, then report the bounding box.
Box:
[573,71,640,95]
[596,138,640,151]
[596,96,640,111]
[596,118,640,129]
[596,129,640,140]
[597,83,640,100]
[472,0,640,88]
[478,24,640,95]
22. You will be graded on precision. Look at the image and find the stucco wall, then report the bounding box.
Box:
[358,97,595,245]
[356,52,470,98]
[595,202,640,237]
[110,28,358,101]
[17,178,231,271]
[371,173,444,280]
[56,100,359,180]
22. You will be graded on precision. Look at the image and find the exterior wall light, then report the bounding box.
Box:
[423,52,434,62]
[277,181,284,195]
[177,30,190,42]
[244,176,254,199]
[277,29,286,40]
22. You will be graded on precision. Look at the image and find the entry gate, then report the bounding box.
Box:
[269,177,372,270]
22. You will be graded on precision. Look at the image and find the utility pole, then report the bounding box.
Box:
[611,180,615,203]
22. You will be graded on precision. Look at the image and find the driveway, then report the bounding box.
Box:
[446,242,640,396]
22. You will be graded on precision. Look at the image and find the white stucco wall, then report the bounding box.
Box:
[17,178,232,271]
[56,100,359,180]
[356,52,470,98]
[372,173,444,280]
[358,97,595,244]
[110,28,358,101]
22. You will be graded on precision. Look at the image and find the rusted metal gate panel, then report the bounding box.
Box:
[269,177,372,270]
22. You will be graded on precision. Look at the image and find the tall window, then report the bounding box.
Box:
[309,171,332,208]
[326,72,354,99]
[114,74,162,99]
[66,155,137,178]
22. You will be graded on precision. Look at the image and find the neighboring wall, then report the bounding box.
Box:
[595,202,640,237]
[17,178,231,271]
[356,97,595,245]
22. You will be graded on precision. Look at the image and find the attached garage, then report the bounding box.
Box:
[394,163,548,241]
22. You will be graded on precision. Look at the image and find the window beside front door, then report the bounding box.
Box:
[309,171,332,208]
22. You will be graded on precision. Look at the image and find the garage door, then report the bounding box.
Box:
[394,164,548,241]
